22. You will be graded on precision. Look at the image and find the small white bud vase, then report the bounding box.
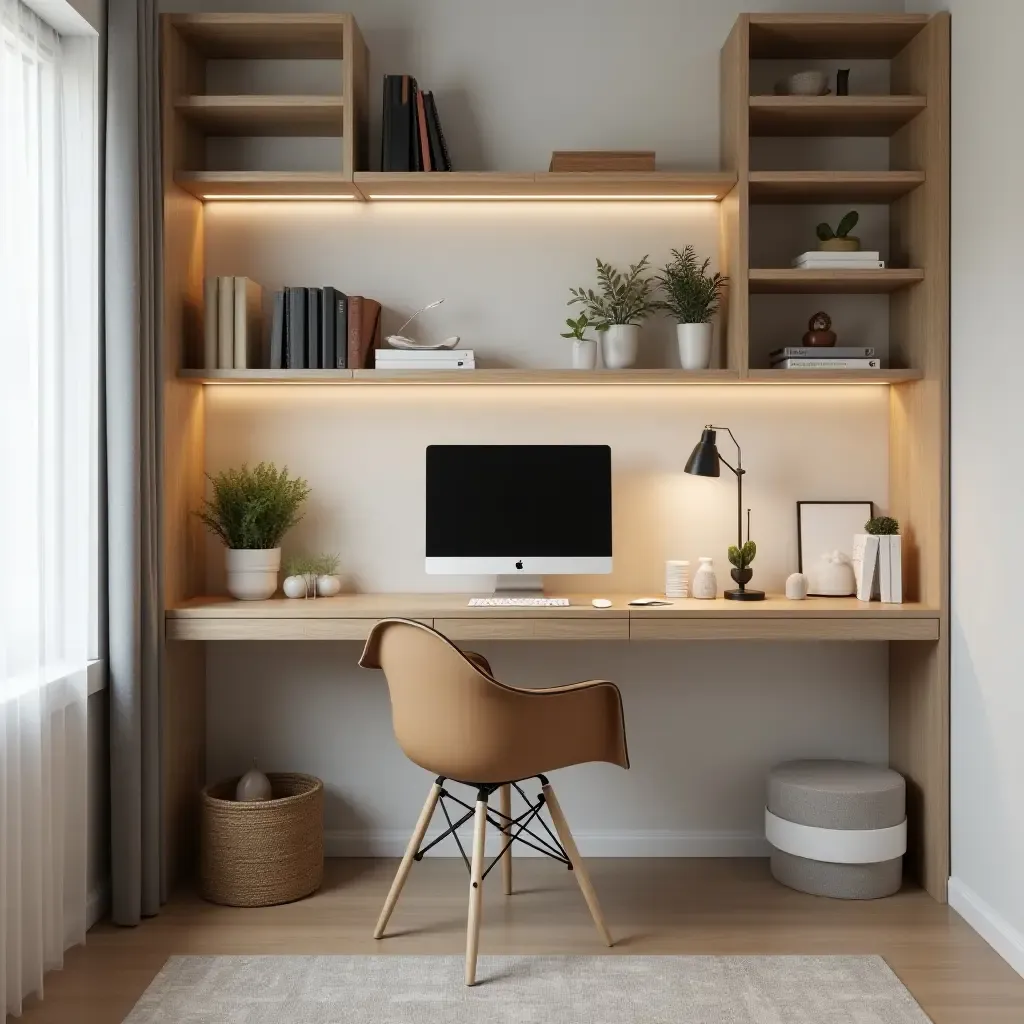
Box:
[235,762,272,802]
[571,338,597,369]
[226,548,281,601]
[676,323,714,370]
[692,556,718,600]
[600,324,640,369]
[786,572,809,600]
[316,574,342,597]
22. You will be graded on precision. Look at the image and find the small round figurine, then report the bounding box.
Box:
[786,572,809,600]
[803,311,837,348]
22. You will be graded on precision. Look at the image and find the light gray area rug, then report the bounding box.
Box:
[123,955,933,1023]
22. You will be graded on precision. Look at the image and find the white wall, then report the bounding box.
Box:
[908,0,1024,977]
[168,0,907,855]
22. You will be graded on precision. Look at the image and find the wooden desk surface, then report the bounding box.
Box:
[166,594,940,642]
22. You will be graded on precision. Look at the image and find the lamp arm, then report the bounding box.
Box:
[710,424,742,474]
[709,424,744,548]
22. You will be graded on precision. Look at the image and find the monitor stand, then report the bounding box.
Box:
[493,574,545,597]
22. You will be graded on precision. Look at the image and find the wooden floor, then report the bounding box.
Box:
[12,859,1024,1023]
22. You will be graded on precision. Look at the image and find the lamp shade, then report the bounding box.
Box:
[684,428,721,477]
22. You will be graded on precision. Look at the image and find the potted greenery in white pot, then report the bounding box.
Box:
[560,312,604,369]
[569,256,656,369]
[196,462,311,600]
[657,246,728,370]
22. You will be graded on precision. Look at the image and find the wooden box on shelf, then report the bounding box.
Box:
[548,151,656,172]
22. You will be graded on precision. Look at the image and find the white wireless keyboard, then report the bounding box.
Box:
[468,597,570,607]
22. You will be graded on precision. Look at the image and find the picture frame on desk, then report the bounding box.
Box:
[797,500,874,596]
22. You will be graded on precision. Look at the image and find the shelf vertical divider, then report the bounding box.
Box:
[342,14,369,177]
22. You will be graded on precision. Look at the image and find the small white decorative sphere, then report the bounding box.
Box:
[786,572,809,600]
[282,575,310,599]
[235,763,272,802]
[316,574,342,597]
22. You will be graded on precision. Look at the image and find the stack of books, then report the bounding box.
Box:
[203,276,264,369]
[771,346,881,371]
[374,349,475,372]
[267,289,381,370]
[792,250,885,271]
[381,75,452,172]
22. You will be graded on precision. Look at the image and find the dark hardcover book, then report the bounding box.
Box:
[424,91,452,171]
[321,286,337,370]
[286,287,306,369]
[381,74,396,171]
[346,295,364,369]
[387,74,414,171]
[269,290,285,369]
[415,88,431,170]
[334,291,348,369]
[423,92,445,172]
[307,288,322,369]
[362,298,382,364]
[411,79,423,172]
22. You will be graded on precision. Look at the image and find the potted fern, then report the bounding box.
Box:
[657,246,727,370]
[196,462,311,600]
[569,256,656,368]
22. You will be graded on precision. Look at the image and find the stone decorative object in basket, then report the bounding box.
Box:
[201,772,324,907]
[766,760,907,900]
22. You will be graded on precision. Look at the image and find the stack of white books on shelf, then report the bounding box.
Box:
[375,348,475,371]
[770,346,882,371]
[792,250,885,270]
[851,534,903,603]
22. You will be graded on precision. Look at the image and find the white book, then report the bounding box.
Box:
[772,358,881,370]
[233,277,264,369]
[203,277,219,370]
[376,349,475,361]
[852,534,880,602]
[376,359,475,368]
[794,250,881,263]
[217,276,234,369]
[795,259,886,270]
[880,535,903,604]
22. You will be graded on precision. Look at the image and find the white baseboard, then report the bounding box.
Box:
[948,876,1024,979]
[326,829,770,859]
[86,882,109,930]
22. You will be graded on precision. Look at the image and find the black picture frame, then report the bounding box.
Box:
[797,500,875,574]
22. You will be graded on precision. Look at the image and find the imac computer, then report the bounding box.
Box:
[426,444,612,595]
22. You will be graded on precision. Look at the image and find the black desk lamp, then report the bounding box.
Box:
[684,425,765,601]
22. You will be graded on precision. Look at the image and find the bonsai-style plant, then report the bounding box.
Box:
[568,257,656,368]
[816,210,860,251]
[196,462,311,601]
[657,246,728,370]
[865,516,900,536]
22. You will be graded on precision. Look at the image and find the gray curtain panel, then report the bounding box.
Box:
[104,0,163,926]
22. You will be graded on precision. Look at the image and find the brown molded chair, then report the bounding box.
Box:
[359,618,629,986]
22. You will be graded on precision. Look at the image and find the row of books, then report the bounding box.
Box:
[792,250,886,270]
[381,74,452,172]
[374,349,475,371]
[770,346,881,371]
[269,289,381,370]
[852,534,903,603]
[203,277,264,370]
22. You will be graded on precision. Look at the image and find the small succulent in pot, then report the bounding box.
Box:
[816,210,860,252]
[865,516,900,536]
[728,540,757,588]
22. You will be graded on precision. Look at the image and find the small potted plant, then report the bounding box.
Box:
[816,210,860,252]
[569,256,656,369]
[283,553,342,598]
[727,540,758,596]
[560,312,604,369]
[196,462,311,601]
[656,245,728,370]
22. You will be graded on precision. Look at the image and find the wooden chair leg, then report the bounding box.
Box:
[542,782,613,947]
[465,793,489,986]
[499,783,513,895]
[374,782,441,939]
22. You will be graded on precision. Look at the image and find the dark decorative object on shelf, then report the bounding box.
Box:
[684,428,765,601]
[837,69,850,96]
[816,210,860,252]
[803,311,837,348]
[865,516,900,536]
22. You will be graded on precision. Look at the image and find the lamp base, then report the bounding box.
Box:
[725,588,765,601]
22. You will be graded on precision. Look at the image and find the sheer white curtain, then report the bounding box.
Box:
[0,0,96,1015]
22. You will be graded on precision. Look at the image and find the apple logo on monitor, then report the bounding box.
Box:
[515,560,524,571]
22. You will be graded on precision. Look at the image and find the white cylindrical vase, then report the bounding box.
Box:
[601,324,640,369]
[226,547,281,601]
[692,556,718,600]
[677,322,714,370]
[572,338,598,369]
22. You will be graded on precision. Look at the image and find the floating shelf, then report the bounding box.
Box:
[747,369,923,384]
[175,96,345,137]
[749,96,927,137]
[749,170,925,204]
[175,172,361,201]
[749,268,925,294]
[747,13,929,59]
[166,13,348,59]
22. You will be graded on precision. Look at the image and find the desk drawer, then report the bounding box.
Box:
[165,617,431,641]
[629,617,940,642]
[434,617,629,642]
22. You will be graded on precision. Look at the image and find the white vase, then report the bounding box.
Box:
[692,556,718,600]
[225,547,281,601]
[572,338,598,369]
[316,574,342,597]
[236,763,272,802]
[786,572,809,600]
[282,574,312,599]
[811,551,856,597]
[601,324,640,369]
[676,322,714,370]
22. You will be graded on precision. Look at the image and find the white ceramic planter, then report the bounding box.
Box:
[572,338,598,369]
[282,574,313,599]
[601,324,640,369]
[226,547,281,601]
[677,322,714,370]
[316,574,342,597]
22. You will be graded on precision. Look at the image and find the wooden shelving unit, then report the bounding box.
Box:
[747,13,930,59]
[749,95,927,137]
[749,268,925,294]
[749,170,925,203]
[174,95,345,137]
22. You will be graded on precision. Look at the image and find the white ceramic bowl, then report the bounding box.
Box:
[776,70,828,96]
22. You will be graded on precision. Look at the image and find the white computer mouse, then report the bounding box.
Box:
[591,598,613,609]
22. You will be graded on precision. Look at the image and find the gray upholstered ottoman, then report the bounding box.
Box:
[766,760,906,899]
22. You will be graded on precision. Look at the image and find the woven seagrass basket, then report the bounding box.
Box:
[200,773,324,907]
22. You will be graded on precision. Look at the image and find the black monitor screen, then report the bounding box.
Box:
[425,445,612,557]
